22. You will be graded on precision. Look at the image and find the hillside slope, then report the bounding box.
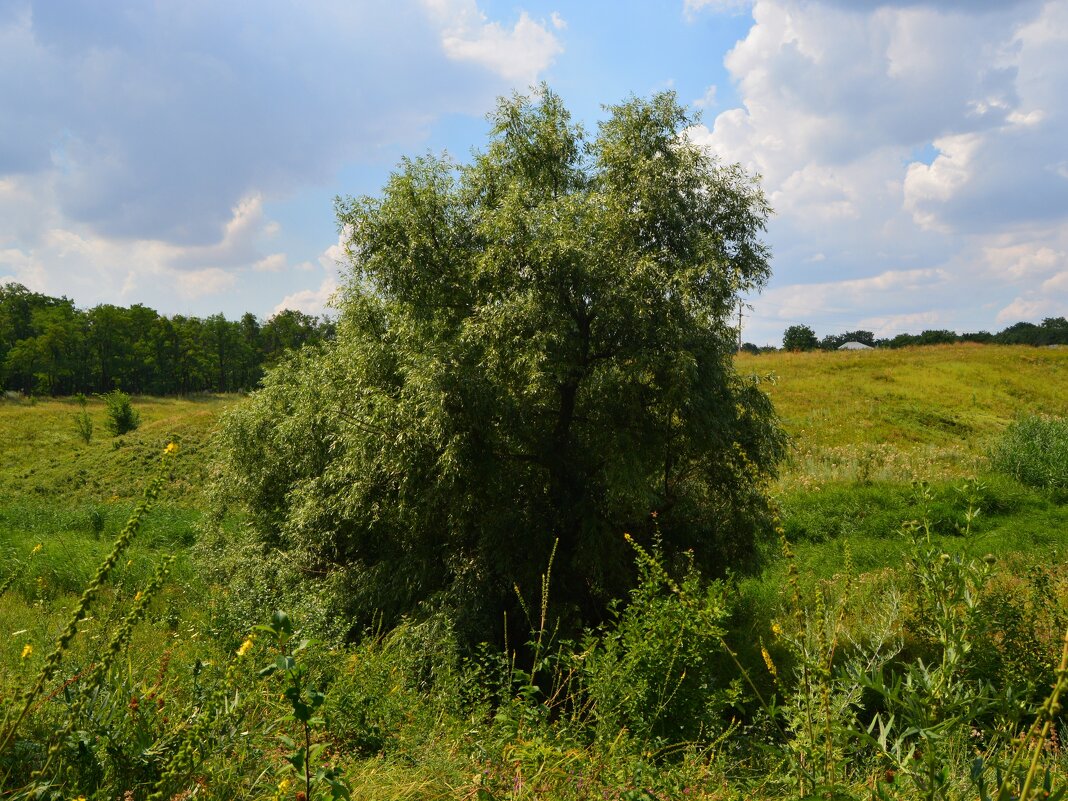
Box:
[737,344,1068,486]
[0,395,238,504]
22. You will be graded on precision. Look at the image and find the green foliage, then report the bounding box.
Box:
[256,610,352,801]
[990,415,1068,490]
[101,389,141,436]
[579,537,738,747]
[71,393,93,444]
[0,282,335,396]
[214,87,787,640]
[783,324,818,351]
[820,330,876,350]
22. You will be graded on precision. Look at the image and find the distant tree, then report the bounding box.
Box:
[995,321,1040,345]
[783,324,818,352]
[1038,317,1068,345]
[261,309,329,366]
[917,329,958,346]
[960,331,994,344]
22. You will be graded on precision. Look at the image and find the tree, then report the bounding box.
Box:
[214,88,787,641]
[820,330,874,350]
[783,324,818,351]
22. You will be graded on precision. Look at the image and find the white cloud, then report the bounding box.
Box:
[176,268,238,300]
[1041,271,1068,293]
[903,133,983,231]
[273,276,339,316]
[684,0,751,21]
[858,311,943,339]
[690,0,1068,343]
[760,268,950,323]
[693,84,718,109]
[983,243,1064,279]
[252,253,287,273]
[996,295,1059,325]
[422,1,562,82]
[0,182,292,311]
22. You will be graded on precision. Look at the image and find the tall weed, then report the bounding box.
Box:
[990,415,1068,490]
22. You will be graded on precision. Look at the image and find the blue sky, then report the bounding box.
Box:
[1,0,1065,345]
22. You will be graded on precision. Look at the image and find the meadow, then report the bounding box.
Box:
[1,343,1067,799]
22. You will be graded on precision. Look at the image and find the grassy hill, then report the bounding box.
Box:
[739,343,1068,487]
[1,347,1067,799]
[0,394,237,504]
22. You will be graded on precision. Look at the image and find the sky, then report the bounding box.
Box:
[1,0,1066,346]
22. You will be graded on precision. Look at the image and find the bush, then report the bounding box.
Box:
[578,540,738,746]
[72,393,93,444]
[101,390,141,436]
[990,415,1068,489]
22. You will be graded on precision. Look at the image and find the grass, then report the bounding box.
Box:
[1,346,1067,799]
[737,344,1068,487]
[0,393,236,503]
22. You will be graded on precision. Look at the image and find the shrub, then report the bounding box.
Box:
[578,538,739,747]
[990,415,1068,489]
[72,393,93,444]
[101,389,141,436]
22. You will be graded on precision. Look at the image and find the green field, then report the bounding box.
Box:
[1,345,1067,799]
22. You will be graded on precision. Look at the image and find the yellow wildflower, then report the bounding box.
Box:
[31,543,42,555]
[771,621,783,637]
[236,637,254,658]
[761,644,777,679]
[134,591,143,603]
[21,643,33,660]
[164,441,179,455]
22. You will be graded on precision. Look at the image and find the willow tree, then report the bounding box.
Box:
[215,88,786,640]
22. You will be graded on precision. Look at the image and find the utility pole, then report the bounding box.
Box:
[737,300,743,351]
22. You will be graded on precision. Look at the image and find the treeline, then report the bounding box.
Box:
[0,283,334,396]
[762,316,1068,353]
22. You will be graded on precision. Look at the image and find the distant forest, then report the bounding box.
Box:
[2,282,1065,396]
[751,316,1068,354]
[0,283,334,396]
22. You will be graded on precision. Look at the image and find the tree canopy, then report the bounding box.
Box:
[0,282,333,396]
[783,324,818,352]
[214,88,788,641]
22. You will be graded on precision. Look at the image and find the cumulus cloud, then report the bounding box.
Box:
[272,235,347,315]
[761,268,950,322]
[0,182,278,307]
[693,84,718,109]
[0,0,559,316]
[691,0,1068,342]
[421,1,562,83]
[176,268,238,300]
[273,276,339,316]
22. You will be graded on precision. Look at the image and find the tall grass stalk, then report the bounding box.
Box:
[0,444,175,756]
[997,626,1068,801]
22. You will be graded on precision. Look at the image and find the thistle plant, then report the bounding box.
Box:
[0,543,42,600]
[257,610,350,801]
